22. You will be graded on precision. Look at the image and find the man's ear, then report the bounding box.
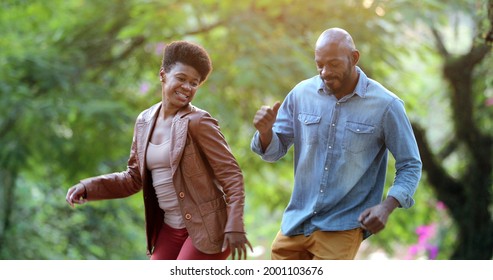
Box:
[351,50,360,66]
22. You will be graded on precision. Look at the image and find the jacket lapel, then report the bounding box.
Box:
[138,103,161,180]
[170,105,192,175]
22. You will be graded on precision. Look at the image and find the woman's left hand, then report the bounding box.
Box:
[222,232,253,260]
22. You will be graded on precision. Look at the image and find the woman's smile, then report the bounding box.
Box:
[175,91,189,101]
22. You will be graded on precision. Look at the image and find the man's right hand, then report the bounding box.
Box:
[253,101,281,134]
[253,101,281,151]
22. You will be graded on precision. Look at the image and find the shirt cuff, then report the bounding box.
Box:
[387,187,415,209]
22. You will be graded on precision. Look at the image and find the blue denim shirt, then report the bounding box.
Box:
[251,67,422,237]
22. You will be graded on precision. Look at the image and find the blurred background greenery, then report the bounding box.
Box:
[1,0,492,260]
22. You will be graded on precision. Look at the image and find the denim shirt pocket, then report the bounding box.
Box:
[343,121,376,153]
[297,113,321,145]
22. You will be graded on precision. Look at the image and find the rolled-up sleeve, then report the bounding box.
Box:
[250,131,285,162]
[384,99,422,209]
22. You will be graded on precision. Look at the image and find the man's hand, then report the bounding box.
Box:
[253,101,281,151]
[358,196,399,234]
[253,101,281,134]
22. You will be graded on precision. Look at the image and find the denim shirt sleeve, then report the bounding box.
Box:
[251,131,283,162]
[383,99,422,209]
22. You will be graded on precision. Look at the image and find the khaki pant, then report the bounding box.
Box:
[271,228,363,260]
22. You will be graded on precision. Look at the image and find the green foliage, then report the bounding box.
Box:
[1,0,491,259]
[0,0,148,259]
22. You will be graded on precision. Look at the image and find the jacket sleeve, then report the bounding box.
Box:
[191,112,246,234]
[80,116,144,200]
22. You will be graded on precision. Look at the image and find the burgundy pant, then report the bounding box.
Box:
[150,223,230,260]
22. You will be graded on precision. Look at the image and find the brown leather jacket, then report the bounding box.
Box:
[80,102,246,255]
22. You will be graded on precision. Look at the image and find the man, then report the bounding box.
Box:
[251,27,422,260]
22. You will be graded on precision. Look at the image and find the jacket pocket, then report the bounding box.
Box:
[182,140,205,177]
[199,196,227,244]
[343,121,376,153]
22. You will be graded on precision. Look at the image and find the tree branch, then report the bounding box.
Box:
[411,123,463,205]
[444,43,491,160]
[487,0,493,44]
[98,35,146,68]
[431,26,449,57]
[437,138,459,160]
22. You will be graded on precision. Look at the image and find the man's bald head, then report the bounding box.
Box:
[314,27,360,98]
[315,28,356,53]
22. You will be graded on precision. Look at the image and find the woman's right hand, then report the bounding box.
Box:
[65,183,87,208]
[222,232,253,260]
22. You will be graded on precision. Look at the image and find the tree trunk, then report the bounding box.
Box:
[0,169,16,255]
[412,20,493,259]
[442,45,493,260]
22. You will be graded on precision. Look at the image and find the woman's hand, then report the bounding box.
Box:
[65,183,87,208]
[222,232,253,260]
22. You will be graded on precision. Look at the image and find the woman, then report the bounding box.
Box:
[66,41,252,260]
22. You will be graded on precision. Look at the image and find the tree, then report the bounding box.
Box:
[2,0,491,260]
[411,0,493,259]
[0,0,149,259]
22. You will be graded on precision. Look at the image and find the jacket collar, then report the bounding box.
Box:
[139,102,195,177]
[144,102,195,123]
[175,103,194,119]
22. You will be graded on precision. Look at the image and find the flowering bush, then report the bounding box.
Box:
[405,201,449,260]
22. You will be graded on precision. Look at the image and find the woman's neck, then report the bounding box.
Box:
[160,103,178,119]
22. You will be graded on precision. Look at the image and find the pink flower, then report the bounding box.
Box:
[154,42,166,56]
[436,201,447,211]
[139,82,150,95]
[416,224,436,244]
[486,97,493,107]
[405,245,420,259]
[427,245,439,260]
